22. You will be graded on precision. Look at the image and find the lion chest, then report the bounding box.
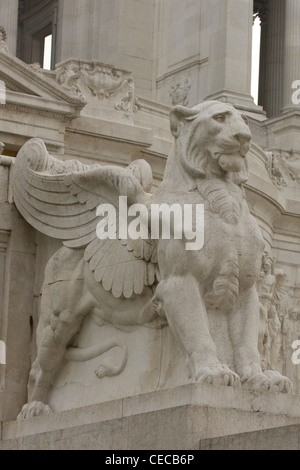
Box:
[201,202,264,294]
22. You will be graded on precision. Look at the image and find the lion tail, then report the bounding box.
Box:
[65,337,128,378]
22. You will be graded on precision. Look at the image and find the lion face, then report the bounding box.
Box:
[170,101,251,178]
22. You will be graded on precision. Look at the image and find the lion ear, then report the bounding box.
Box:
[170,106,199,137]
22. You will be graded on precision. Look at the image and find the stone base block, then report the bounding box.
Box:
[199,424,300,450]
[1,383,300,450]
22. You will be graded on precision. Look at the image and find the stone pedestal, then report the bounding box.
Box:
[199,424,300,450]
[1,384,300,450]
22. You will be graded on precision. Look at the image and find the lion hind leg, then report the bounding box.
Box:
[18,309,88,420]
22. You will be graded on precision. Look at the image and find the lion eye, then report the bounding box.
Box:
[214,115,226,123]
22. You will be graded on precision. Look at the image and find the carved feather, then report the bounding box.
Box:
[84,237,106,262]
[134,259,146,295]
[111,248,131,298]
[102,263,118,292]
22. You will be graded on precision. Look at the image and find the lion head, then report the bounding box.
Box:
[162,101,252,224]
[165,100,251,187]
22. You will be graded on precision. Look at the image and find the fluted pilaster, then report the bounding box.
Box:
[282,0,300,111]
[259,0,285,117]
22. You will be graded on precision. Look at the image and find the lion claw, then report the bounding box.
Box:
[17,401,52,420]
[196,363,241,388]
[241,369,293,394]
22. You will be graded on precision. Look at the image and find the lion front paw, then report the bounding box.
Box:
[241,367,293,394]
[264,370,293,394]
[242,372,271,392]
[17,401,52,420]
[196,364,241,387]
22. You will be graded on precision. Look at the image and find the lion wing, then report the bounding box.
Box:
[13,138,157,298]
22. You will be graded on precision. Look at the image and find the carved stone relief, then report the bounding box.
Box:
[265,152,287,189]
[23,59,140,118]
[0,26,8,53]
[256,250,300,388]
[115,77,140,117]
[53,60,140,117]
[265,150,300,188]
[169,77,192,106]
[281,152,300,183]
[257,252,277,369]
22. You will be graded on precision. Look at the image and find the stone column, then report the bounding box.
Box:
[0,0,19,56]
[282,0,300,112]
[206,0,264,117]
[258,0,285,118]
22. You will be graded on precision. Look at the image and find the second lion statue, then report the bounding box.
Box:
[13,100,292,419]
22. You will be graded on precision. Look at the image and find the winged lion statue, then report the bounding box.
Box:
[13,100,293,419]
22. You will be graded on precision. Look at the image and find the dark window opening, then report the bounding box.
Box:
[17,0,57,70]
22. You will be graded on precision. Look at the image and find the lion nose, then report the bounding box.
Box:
[234,130,251,145]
